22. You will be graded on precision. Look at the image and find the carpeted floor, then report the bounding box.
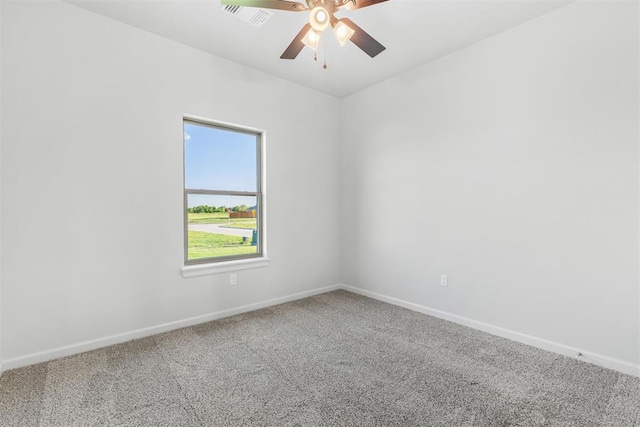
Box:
[0,290,638,426]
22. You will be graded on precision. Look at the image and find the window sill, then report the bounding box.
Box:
[181,257,270,278]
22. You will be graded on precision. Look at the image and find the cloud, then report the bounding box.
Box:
[184,132,191,142]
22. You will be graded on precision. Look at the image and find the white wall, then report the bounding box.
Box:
[0,0,4,373]
[2,0,638,375]
[1,0,341,362]
[341,1,639,368]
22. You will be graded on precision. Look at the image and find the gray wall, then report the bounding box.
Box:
[1,0,342,362]
[340,1,639,367]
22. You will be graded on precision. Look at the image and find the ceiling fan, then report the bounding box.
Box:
[220,0,388,61]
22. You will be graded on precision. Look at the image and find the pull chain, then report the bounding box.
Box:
[314,32,318,61]
[323,39,327,69]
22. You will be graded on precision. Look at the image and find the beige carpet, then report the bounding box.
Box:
[0,290,638,426]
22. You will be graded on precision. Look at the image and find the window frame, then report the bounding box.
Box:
[182,116,265,267]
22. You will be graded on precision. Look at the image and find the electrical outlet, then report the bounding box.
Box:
[440,274,448,287]
[230,273,237,286]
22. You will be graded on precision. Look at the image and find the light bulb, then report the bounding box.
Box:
[333,20,355,46]
[302,29,321,51]
[316,10,327,23]
[309,6,330,32]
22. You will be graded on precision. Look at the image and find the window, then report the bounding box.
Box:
[183,118,264,266]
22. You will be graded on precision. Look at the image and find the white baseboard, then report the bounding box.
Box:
[1,284,341,372]
[3,283,638,378]
[340,284,640,378]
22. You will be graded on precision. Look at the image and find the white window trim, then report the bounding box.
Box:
[182,114,268,277]
[181,257,270,278]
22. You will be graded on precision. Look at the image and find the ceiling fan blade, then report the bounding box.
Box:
[342,18,386,58]
[221,0,308,12]
[342,0,389,10]
[280,23,312,59]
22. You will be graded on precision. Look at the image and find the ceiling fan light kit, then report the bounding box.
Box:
[333,19,355,46]
[302,29,321,50]
[220,0,388,65]
[309,6,331,31]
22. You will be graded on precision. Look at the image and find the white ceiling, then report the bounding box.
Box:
[65,0,571,98]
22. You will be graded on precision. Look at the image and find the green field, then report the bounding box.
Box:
[187,212,231,224]
[187,230,257,259]
[187,212,257,260]
[188,212,256,229]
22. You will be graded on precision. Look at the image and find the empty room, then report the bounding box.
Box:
[0,0,638,425]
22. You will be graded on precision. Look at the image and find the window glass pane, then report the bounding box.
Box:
[186,194,259,261]
[184,122,257,192]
